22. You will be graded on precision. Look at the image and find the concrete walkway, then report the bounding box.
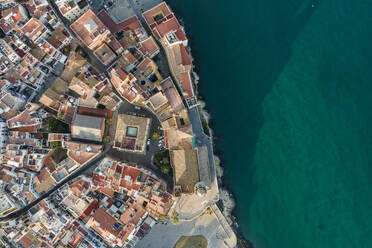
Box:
[172,177,219,221]
[135,204,237,248]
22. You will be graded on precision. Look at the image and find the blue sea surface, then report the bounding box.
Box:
[169,0,372,247]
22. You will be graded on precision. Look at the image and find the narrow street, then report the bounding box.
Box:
[126,0,218,190]
[0,0,215,223]
[0,99,174,221]
[104,93,174,190]
[47,0,106,72]
[0,146,110,221]
[31,74,57,103]
[188,107,216,182]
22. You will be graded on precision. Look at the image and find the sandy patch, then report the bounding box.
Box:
[173,235,207,248]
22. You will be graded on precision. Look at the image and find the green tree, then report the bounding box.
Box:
[97,104,106,109]
[105,118,110,125]
[160,164,170,175]
[57,111,64,119]
[201,116,210,136]
[172,211,179,224]
[152,131,160,140]
[63,45,71,54]
[163,157,169,166]
[50,141,61,148]
[153,151,172,175]
[48,118,69,133]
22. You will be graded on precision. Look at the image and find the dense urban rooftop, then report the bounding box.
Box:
[0,0,237,247]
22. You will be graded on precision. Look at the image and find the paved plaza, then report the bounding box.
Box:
[135,207,237,248]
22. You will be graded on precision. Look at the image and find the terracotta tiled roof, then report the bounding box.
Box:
[7,109,40,129]
[148,192,172,216]
[80,200,98,219]
[156,17,181,38]
[70,179,89,196]
[98,187,114,197]
[180,71,194,98]
[2,5,26,23]
[21,18,46,41]
[110,67,128,87]
[47,29,68,49]
[122,17,142,31]
[20,235,33,248]
[108,35,122,52]
[160,77,184,112]
[122,90,136,102]
[142,2,171,26]
[137,56,151,72]
[78,106,110,118]
[68,231,83,248]
[179,44,191,66]
[0,18,14,33]
[137,36,159,57]
[121,224,135,242]
[120,202,146,225]
[175,29,187,41]
[97,11,142,34]
[120,165,140,190]
[68,150,96,165]
[110,67,139,103]
[88,208,121,236]
[37,168,52,182]
[149,92,167,109]
[123,51,137,64]
[70,9,108,47]
[96,10,117,33]
[10,125,41,133]
[94,42,116,65]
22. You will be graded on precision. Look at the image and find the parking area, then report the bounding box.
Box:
[106,0,136,23]
[135,209,236,248]
[125,216,157,247]
[129,0,163,14]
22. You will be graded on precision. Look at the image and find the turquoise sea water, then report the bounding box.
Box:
[169,0,372,247]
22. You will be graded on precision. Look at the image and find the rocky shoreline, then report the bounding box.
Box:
[193,82,252,247]
[184,14,252,248]
[189,52,237,222]
[198,99,254,248]
[198,101,236,222]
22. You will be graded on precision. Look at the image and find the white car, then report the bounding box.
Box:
[147,140,150,145]
[134,106,141,110]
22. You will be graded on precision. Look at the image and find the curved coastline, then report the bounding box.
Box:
[190,50,250,246]
[163,2,253,246]
[148,1,372,248]
[198,96,253,247]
